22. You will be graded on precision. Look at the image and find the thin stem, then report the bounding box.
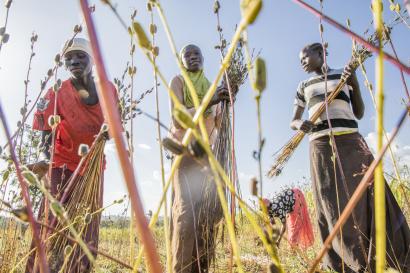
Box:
[291,0,410,75]
[0,102,49,273]
[149,7,172,273]
[373,1,386,272]
[79,1,163,272]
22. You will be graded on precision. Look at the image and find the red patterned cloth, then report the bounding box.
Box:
[286,188,314,249]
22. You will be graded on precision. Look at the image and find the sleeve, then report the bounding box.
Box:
[32,89,56,131]
[293,81,306,108]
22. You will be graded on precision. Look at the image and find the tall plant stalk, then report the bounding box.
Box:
[373,1,386,272]
[291,0,410,75]
[79,1,163,272]
[148,3,172,272]
[0,103,49,273]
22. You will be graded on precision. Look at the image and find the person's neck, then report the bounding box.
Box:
[72,73,93,89]
[313,64,330,76]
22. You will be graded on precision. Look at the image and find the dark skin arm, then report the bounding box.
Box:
[290,105,315,133]
[291,64,365,131]
[26,130,51,178]
[344,66,365,120]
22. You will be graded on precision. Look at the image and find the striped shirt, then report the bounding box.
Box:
[294,68,358,141]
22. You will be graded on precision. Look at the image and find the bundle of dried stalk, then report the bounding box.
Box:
[46,134,106,272]
[213,43,249,204]
[267,23,395,178]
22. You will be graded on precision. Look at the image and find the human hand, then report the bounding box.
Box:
[188,139,205,158]
[208,85,231,108]
[26,160,49,179]
[341,61,356,82]
[294,120,315,133]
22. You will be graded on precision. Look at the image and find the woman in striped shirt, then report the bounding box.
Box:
[290,42,410,273]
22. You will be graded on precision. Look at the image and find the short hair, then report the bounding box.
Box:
[302,42,328,56]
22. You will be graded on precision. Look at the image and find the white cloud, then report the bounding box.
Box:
[364,131,410,170]
[138,143,151,150]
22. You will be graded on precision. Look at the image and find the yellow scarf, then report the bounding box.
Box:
[182,70,211,111]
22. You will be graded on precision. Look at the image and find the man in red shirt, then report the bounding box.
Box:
[26,38,117,273]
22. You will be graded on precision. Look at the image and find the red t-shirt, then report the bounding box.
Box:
[33,80,117,171]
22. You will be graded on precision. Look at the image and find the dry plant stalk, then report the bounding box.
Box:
[46,136,105,271]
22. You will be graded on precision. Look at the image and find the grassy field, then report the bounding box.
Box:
[1,169,409,273]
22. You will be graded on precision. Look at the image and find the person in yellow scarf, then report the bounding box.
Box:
[169,44,229,273]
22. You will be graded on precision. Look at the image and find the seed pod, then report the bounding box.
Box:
[132,22,152,51]
[213,0,220,13]
[53,115,61,125]
[0,27,5,35]
[173,108,195,129]
[22,170,38,185]
[52,83,58,92]
[149,23,157,35]
[47,69,53,77]
[78,144,89,157]
[1,33,10,43]
[64,245,73,256]
[127,26,133,36]
[162,137,186,155]
[240,0,262,25]
[50,201,64,217]
[57,78,62,88]
[114,197,124,204]
[101,123,109,133]
[253,57,266,93]
[250,177,258,196]
[152,46,159,57]
[5,0,12,9]
[54,54,61,64]
[73,25,82,33]
[48,116,55,127]
[11,207,29,222]
[131,9,137,19]
[319,23,324,33]
[146,2,152,11]
[84,213,92,224]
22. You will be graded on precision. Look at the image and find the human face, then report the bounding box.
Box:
[299,48,323,74]
[182,45,203,72]
[64,50,92,79]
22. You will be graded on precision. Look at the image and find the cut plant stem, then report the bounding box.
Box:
[373,1,386,272]
[79,1,163,272]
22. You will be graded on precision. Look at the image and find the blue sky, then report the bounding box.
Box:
[0,0,409,215]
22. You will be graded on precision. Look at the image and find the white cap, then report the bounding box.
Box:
[63,38,92,58]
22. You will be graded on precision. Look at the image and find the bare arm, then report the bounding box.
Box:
[347,71,365,120]
[290,105,314,133]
